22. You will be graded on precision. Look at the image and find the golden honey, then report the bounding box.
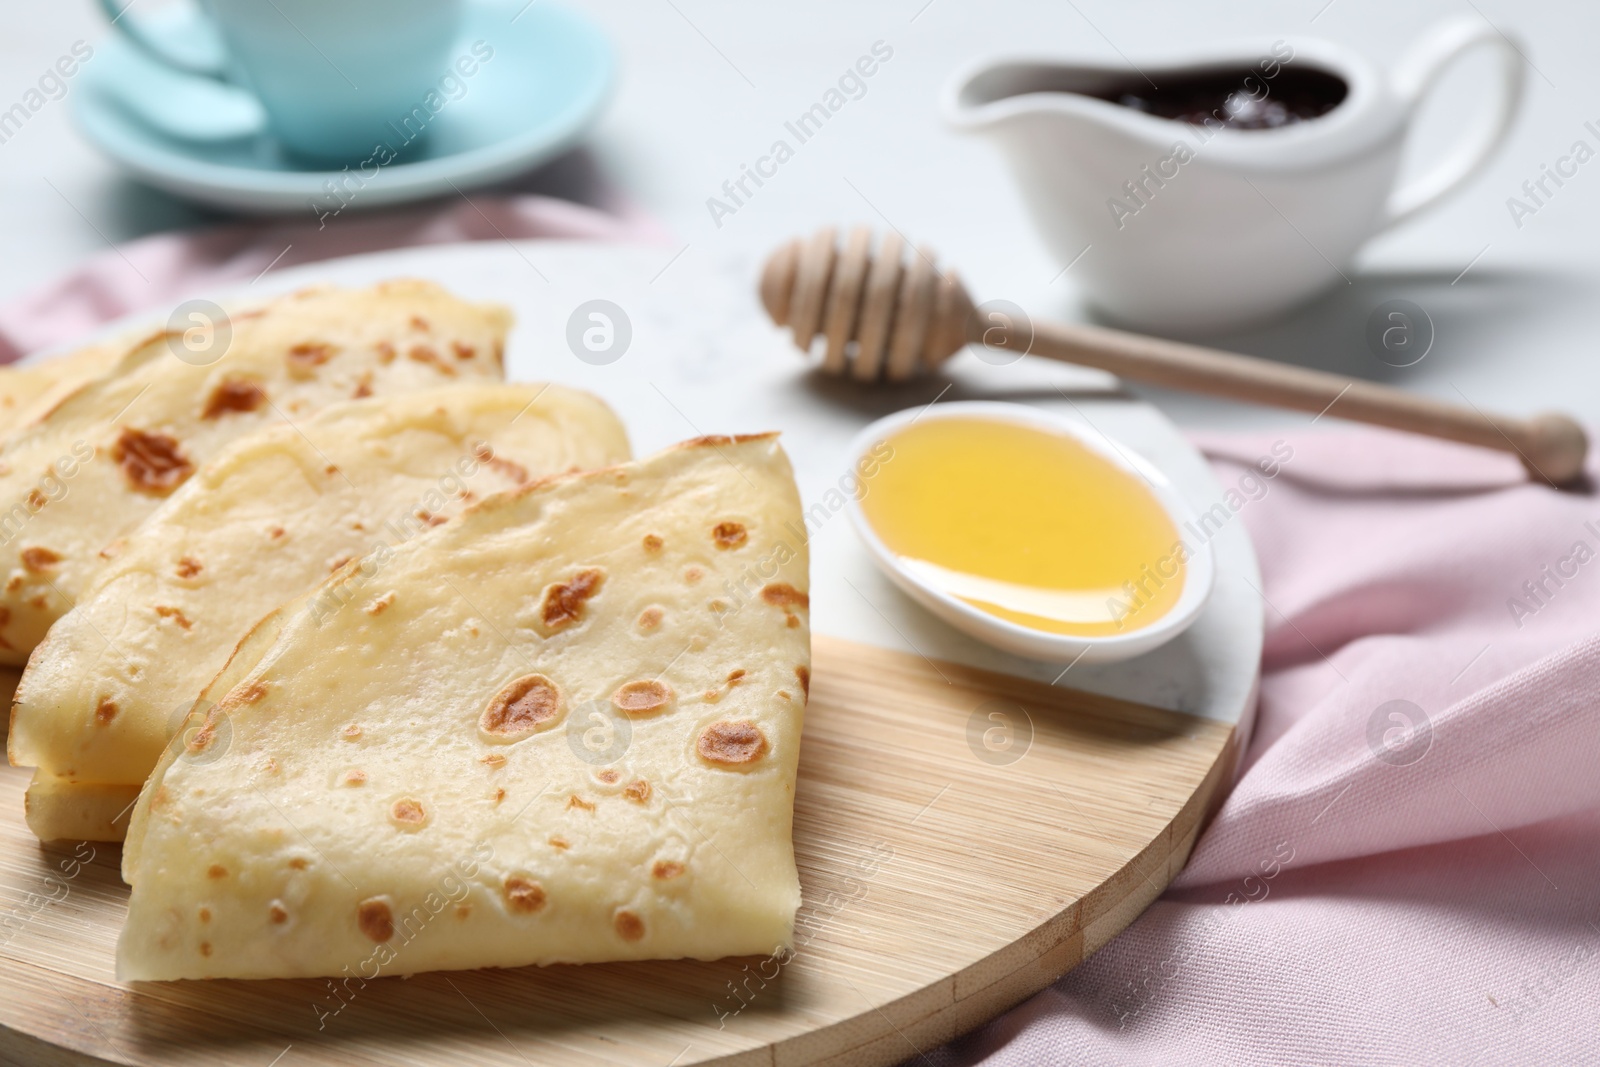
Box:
[861,416,1185,636]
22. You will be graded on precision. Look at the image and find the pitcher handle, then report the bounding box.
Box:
[97,0,229,77]
[1379,16,1525,232]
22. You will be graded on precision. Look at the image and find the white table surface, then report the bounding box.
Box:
[2,0,1596,435]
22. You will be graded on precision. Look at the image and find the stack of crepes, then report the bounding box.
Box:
[1,281,809,981]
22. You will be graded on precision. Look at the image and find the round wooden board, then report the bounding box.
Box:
[0,243,1261,1066]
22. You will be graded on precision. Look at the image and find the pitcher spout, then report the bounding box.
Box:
[940,56,1169,144]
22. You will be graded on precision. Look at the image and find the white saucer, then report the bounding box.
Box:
[842,401,1216,665]
[71,0,614,214]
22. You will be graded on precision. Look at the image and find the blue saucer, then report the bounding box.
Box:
[73,0,615,214]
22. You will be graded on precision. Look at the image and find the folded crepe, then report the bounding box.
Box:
[11,383,630,842]
[119,434,808,981]
[0,338,128,430]
[0,279,509,665]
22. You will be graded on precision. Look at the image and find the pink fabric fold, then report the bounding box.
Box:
[923,427,1600,1067]
[0,194,669,363]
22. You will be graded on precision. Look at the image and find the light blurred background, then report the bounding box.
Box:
[5,0,1594,427]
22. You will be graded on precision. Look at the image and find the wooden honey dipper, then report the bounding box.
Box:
[760,226,1590,485]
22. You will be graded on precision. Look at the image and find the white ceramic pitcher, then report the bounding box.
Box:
[943,17,1524,334]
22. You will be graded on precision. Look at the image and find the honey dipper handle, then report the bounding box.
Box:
[1001,318,1589,485]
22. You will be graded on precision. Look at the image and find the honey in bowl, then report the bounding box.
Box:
[860,416,1185,637]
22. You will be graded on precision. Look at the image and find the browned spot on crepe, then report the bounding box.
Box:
[154,605,192,630]
[614,909,645,942]
[390,798,427,828]
[697,720,769,766]
[540,568,604,631]
[175,556,202,578]
[231,681,267,705]
[186,707,227,753]
[652,860,686,881]
[287,342,336,369]
[201,378,266,419]
[504,875,546,913]
[408,344,456,376]
[481,674,563,738]
[624,780,651,803]
[611,679,673,717]
[762,583,809,610]
[20,547,60,572]
[486,456,528,484]
[114,428,193,494]
[712,521,748,549]
[358,897,394,942]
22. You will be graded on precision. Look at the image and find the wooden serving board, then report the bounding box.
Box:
[0,243,1261,1066]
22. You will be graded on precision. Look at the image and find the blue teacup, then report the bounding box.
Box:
[97,0,464,162]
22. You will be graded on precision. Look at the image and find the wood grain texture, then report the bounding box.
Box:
[0,635,1235,1067]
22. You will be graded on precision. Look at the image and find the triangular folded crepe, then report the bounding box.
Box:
[11,383,630,842]
[119,434,809,980]
[0,280,508,664]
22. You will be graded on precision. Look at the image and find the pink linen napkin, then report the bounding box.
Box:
[920,429,1600,1067]
[0,194,668,363]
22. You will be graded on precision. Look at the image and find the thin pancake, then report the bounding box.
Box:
[0,279,508,665]
[119,434,808,980]
[12,383,630,841]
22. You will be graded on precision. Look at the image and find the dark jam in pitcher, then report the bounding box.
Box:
[1090,67,1347,130]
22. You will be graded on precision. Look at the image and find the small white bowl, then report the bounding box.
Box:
[844,401,1215,665]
